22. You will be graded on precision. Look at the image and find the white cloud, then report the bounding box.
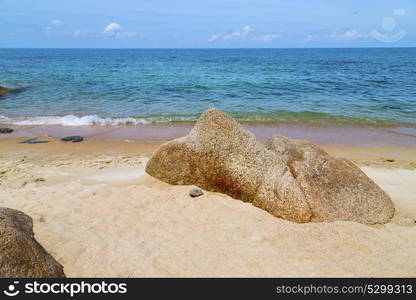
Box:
[103,22,123,35]
[243,25,251,33]
[52,19,63,26]
[72,29,101,38]
[224,25,251,40]
[331,29,365,39]
[102,22,137,38]
[209,25,252,42]
[209,34,221,42]
[306,29,368,41]
[259,33,281,42]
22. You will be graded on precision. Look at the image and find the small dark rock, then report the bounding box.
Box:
[21,138,36,144]
[0,86,11,98]
[0,86,23,98]
[190,188,204,198]
[61,135,84,143]
[0,128,13,134]
[20,138,49,144]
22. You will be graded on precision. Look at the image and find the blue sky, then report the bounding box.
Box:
[1,0,415,48]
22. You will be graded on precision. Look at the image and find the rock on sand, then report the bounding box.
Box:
[146,108,394,224]
[0,207,66,278]
[265,135,395,224]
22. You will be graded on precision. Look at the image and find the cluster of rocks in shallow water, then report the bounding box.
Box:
[146,108,395,225]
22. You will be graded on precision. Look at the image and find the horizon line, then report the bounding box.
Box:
[1,46,415,50]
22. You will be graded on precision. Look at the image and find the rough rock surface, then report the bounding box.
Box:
[0,207,66,278]
[265,135,395,223]
[146,108,394,224]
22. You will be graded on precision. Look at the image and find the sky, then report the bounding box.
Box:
[0,0,415,48]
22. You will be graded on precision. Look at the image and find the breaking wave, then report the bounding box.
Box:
[0,115,149,126]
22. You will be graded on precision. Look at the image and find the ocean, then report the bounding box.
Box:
[0,48,415,126]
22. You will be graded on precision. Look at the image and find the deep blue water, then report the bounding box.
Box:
[0,48,415,126]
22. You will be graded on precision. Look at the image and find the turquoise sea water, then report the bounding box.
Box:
[0,48,415,126]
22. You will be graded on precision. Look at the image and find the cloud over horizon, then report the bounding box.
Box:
[306,29,368,42]
[102,22,137,38]
[210,25,252,42]
[259,33,281,42]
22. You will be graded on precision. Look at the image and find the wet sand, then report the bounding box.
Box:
[1,122,416,147]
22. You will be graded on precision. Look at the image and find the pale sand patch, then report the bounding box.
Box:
[360,167,416,226]
[0,140,415,277]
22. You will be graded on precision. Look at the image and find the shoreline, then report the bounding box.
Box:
[1,135,415,170]
[1,121,416,147]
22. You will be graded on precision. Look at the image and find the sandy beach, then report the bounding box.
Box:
[0,132,415,277]
[2,0,416,287]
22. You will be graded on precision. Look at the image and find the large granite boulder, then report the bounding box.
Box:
[0,207,66,278]
[146,108,394,224]
[147,108,276,202]
[265,135,394,223]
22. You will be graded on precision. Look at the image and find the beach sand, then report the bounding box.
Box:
[0,136,415,277]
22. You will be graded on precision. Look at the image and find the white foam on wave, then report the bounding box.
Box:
[0,115,149,126]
